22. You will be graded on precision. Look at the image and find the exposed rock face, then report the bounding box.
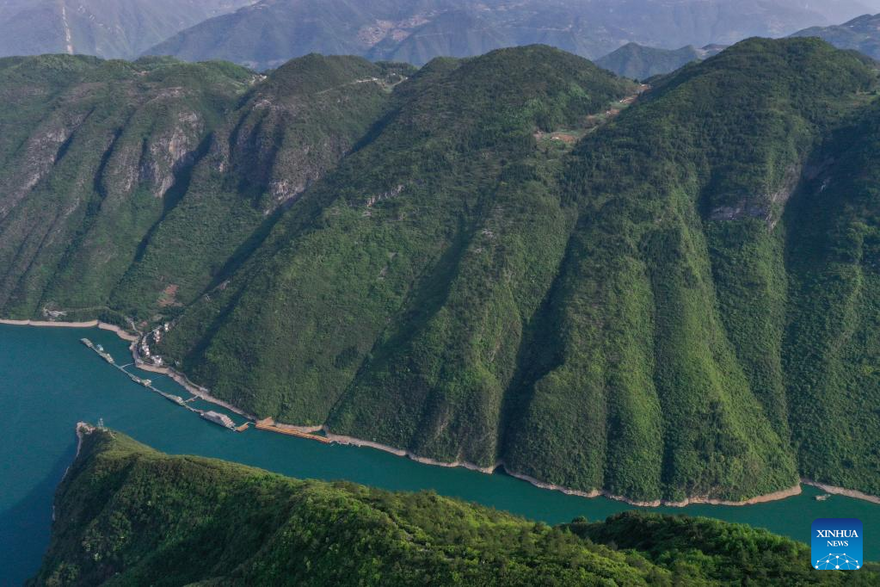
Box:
[0,110,88,221]
[709,165,802,228]
[139,111,204,198]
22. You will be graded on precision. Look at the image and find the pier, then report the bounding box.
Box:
[80,338,114,364]
[80,337,333,444]
[80,337,247,432]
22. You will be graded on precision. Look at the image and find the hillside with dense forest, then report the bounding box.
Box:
[0,53,408,321]
[31,426,880,586]
[2,39,880,505]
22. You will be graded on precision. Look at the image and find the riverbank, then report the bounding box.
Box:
[321,432,879,508]
[0,319,139,341]
[323,428,499,474]
[53,422,95,522]
[132,360,257,422]
[3,319,878,509]
[320,426,808,507]
[803,480,880,505]
[500,467,803,507]
[0,317,256,421]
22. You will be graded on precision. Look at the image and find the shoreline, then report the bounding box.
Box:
[323,427,499,474]
[0,317,255,420]
[54,422,94,522]
[499,468,804,507]
[0,318,138,341]
[132,360,257,421]
[319,429,880,507]
[803,479,880,505]
[3,319,879,509]
[319,427,808,507]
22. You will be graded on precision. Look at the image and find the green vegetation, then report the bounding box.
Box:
[157,46,634,469]
[0,53,400,321]
[158,39,880,502]
[502,38,880,502]
[595,43,714,80]
[3,39,880,504]
[32,427,880,586]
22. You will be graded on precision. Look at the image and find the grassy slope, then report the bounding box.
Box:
[31,427,880,586]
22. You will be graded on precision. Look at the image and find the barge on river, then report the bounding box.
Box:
[201,410,237,430]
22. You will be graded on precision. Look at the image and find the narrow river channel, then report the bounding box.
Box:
[1,324,877,585]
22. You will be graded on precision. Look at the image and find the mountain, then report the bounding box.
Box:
[3,39,880,505]
[145,0,861,70]
[31,425,880,585]
[149,38,880,504]
[0,53,406,321]
[0,0,256,60]
[596,43,726,80]
[791,13,880,60]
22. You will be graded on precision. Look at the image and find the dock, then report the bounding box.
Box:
[81,338,114,364]
[81,336,251,432]
[255,419,332,444]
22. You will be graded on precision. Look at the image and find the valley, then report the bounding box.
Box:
[3,31,880,585]
[2,39,879,507]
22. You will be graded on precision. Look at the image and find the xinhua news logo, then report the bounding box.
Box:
[812,518,863,571]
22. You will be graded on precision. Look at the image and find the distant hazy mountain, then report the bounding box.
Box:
[0,0,255,60]
[791,13,880,59]
[596,43,726,80]
[145,0,865,70]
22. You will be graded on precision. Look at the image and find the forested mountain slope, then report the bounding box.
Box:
[31,427,880,586]
[156,45,635,470]
[3,40,880,505]
[501,38,880,502]
[0,53,404,321]
[152,39,880,504]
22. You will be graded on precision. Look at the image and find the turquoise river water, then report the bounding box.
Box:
[1,324,878,585]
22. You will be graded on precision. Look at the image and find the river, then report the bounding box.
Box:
[1,324,877,585]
